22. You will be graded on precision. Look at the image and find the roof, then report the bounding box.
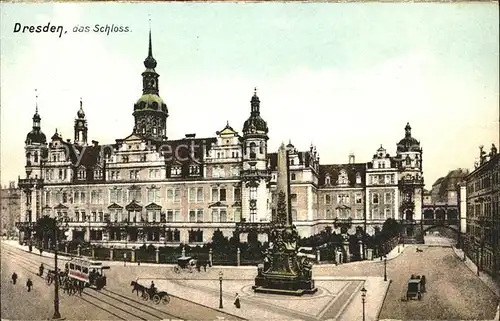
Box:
[266,151,314,170]
[318,163,366,187]
[50,133,218,182]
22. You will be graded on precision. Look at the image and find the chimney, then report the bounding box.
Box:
[349,153,355,164]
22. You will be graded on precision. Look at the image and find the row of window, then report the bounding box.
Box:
[324,194,363,205]
[324,171,361,186]
[369,174,396,185]
[467,171,497,194]
[49,207,242,223]
[322,192,392,205]
[45,186,242,205]
[320,207,394,220]
[467,201,497,219]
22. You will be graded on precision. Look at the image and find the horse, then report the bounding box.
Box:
[195,258,211,272]
[131,280,146,296]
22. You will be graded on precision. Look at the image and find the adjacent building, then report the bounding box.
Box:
[1,181,22,236]
[16,29,425,247]
[464,144,499,280]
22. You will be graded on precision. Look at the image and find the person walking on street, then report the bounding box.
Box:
[234,292,241,309]
[11,272,18,284]
[26,278,33,292]
[39,263,44,277]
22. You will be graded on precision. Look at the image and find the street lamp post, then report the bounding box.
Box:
[384,256,388,281]
[219,271,223,309]
[361,286,367,321]
[53,216,69,320]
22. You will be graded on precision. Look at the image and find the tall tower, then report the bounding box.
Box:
[132,24,169,140]
[24,91,47,179]
[396,122,424,239]
[20,90,46,228]
[74,98,88,145]
[241,89,271,222]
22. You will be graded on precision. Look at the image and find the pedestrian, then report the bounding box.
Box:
[26,278,33,292]
[11,272,18,284]
[234,293,240,309]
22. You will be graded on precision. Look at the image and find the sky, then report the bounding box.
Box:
[0,2,498,190]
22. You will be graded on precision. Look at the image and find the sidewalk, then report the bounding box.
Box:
[452,246,500,297]
[2,239,409,269]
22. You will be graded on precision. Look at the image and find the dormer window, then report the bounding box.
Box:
[77,167,86,180]
[189,165,200,176]
[171,166,182,177]
[94,167,103,179]
[325,175,331,185]
[356,173,361,184]
[337,169,349,185]
[406,156,411,165]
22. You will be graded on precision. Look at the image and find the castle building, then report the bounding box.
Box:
[16,30,425,247]
[464,144,499,280]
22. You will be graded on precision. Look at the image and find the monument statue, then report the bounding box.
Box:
[253,143,318,295]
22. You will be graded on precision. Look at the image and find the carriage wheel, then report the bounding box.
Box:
[173,266,180,274]
[152,294,161,305]
[162,294,170,305]
[141,292,149,301]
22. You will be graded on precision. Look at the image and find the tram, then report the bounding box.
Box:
[67,257,110,290]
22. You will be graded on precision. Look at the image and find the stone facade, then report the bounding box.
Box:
[17,29,425,247]
[464,144,499,280]
[1,182,21,235]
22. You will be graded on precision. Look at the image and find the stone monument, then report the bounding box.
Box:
[253,143,318,295]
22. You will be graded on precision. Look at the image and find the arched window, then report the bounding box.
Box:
[34,152,38,162]
[325,195,331,204]
[325,175,331,185]
[249,142,257,159]
[291,173,296,181]
[356,173,362,184]
[259,142,265,154]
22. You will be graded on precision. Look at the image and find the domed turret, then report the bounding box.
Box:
[242,88,268,136]
[132,23,169,141]
[397,122,420,152]
[25,104,46,145]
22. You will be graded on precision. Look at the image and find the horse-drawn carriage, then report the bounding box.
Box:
[173,256,195,273]
[130,281,170,305]
[405,274,426,301]
[173,255,211,273]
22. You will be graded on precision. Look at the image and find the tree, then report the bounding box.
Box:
[211,229,228,250]
[34,215,61,249]
[381,218,401,238]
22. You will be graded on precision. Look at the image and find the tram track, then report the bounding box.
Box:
[2,243,248,320]
[2,250,129,320]
[1,246,174,320]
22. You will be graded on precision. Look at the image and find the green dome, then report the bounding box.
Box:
[243,115,268,134]
[26,130,46,144]
[134,94,168,113]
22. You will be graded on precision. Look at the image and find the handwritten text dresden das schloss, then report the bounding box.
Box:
[13,22,131,38]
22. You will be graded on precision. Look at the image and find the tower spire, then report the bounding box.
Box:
[144,16,157,69]
[35,89,38,114]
